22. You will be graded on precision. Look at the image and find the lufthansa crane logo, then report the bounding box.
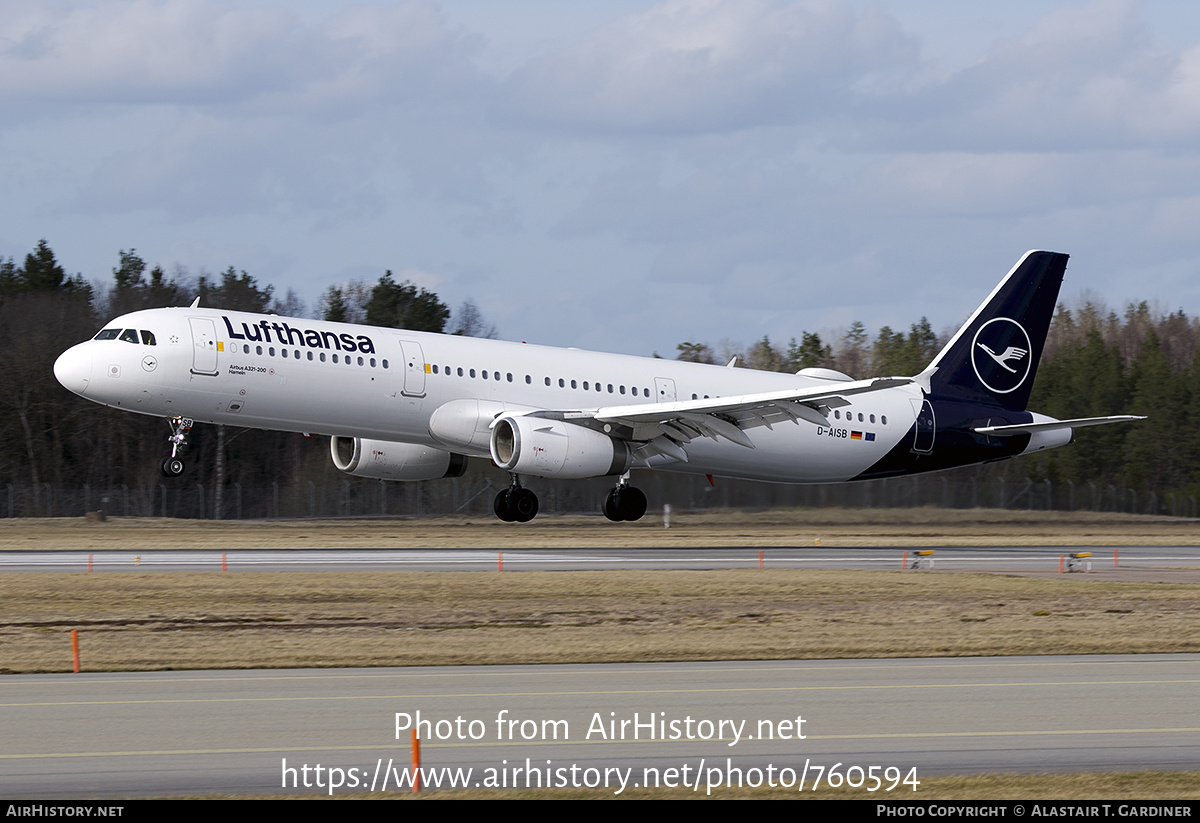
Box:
[971,317,1031,394]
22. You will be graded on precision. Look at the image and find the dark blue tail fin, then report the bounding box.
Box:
[921,250,1068,411]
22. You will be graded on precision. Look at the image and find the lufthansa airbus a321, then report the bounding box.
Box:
[54,251,1142,523]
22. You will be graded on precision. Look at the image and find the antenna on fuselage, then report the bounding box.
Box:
[189,296,200,309]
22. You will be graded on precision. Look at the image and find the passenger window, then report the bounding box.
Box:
[482,370,488,380]
[571,379,577,389]
[119,329,138,344]
[507,373,513,382]
[457,367,463,376]
[257,345,263,355]
[432,365,438,374]
[544,377,551,386]
[140,330,156,345]
[881,415,887,425]
[558,378,565,388]
[619,385,625,395]
[470,369,476,378]
[269,347,276,356]
[332,354,338,363]
[869,414,875,423]
[493,371,500,381]
[370,358,376,367]
[644,388,650,397]
[282,349,288,358]
[525,375,531,384]
[320,353,326,362]
[358,356,364,366]
[382,359,388,368]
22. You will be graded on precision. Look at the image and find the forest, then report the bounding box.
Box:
[2,240,1195,518]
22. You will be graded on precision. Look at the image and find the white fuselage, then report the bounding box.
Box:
[54,307,923,484]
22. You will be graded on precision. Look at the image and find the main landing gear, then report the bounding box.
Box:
[603,477,647,522]
[492,474,648,523]
[159,416,193,478]
[494,475,539,523]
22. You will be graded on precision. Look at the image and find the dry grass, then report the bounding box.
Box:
[3,507,1200,551]
[4,569,1199,673]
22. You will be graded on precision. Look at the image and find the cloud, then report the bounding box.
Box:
[499,0,918,134]
[0,0,484,114]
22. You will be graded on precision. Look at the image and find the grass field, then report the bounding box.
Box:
[5,567,1200,673]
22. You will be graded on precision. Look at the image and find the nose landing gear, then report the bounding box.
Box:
[160,417,193,478]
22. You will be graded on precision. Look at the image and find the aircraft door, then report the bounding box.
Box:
[398,340,427,397]
[188,317,219,376]
[654,377,677,403]
[911,398,935,453]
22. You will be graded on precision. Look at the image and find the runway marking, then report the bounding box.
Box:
[4,678,1199,707]
[5,727,1200,760]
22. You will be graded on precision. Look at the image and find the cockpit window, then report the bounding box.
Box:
[140,330,156,346]
[94,329,121,340]
[119,329,139,344]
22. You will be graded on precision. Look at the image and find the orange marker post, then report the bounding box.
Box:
[222,553,227,572]
[1113,548,1119,568]
[1058,555,1064,574]
[71,630,80,673]
[498,552,503,572]
[902,550,908,570]
[87,554,93,573]
[411,729,421,794]
[758,550,763,569]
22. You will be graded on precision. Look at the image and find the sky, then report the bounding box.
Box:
[4,0,1200,357]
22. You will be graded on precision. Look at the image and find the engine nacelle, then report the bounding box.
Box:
[490,415,631,479]
[330,437,468,481]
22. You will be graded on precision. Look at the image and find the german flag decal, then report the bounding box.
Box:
[851,431,863,440]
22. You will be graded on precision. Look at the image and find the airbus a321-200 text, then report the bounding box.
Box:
[54,251,1142,523]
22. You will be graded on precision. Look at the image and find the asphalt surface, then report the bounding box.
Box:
[3,655,1199,798]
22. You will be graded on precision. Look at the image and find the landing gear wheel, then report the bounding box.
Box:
[618,487,646,521]
[511,488,539,522]
[603,489,623,522]
[493,490,517,522]
[160,457,185,478]
[603,486,647,521]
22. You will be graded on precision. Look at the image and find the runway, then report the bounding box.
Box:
[3,544,1200,574]
[2,655,1198,798]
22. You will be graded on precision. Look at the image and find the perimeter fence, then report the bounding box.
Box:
[4,470,1197,520]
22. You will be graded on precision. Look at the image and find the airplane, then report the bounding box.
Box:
[54,250,1142,523]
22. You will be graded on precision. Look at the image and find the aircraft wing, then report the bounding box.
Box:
[528,377,913,463]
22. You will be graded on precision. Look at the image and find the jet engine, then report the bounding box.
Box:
[490,415,631,479]
[330,437,468,481]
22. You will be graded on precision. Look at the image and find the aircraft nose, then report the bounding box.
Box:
[54,344,92,396]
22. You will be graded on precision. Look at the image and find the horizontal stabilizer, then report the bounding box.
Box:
[974,415,1146,436]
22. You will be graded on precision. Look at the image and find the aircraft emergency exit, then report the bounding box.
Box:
[54,251,1142,522]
